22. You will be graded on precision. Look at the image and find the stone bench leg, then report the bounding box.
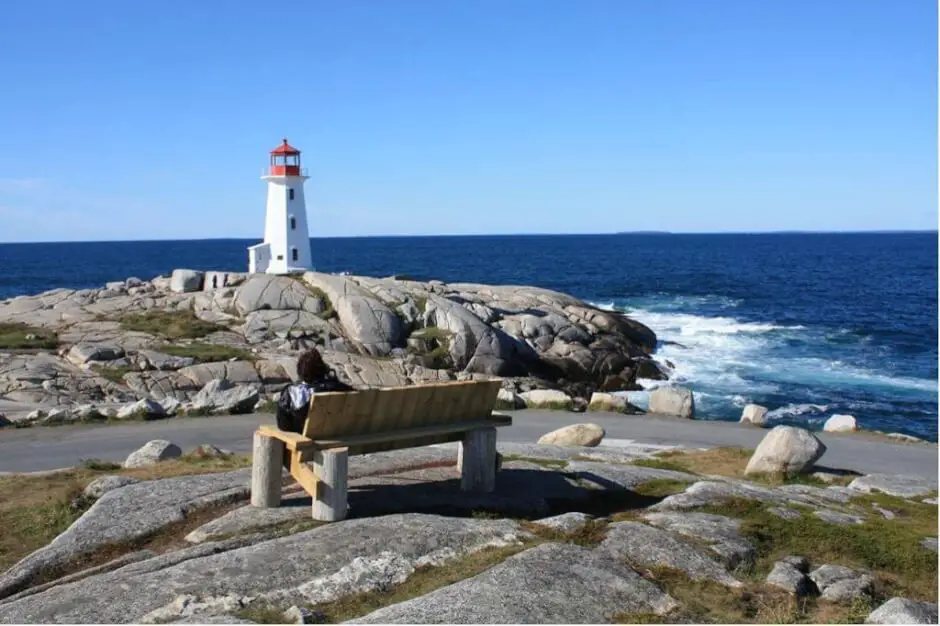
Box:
[459,427,497,493]
[312,447,349,522]
[251,431,283,508]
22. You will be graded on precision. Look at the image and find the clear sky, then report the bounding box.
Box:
[0,0,936,242]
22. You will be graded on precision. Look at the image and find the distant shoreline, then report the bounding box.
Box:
[0,230,936,246]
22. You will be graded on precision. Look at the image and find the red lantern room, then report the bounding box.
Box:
[269,138,301,176]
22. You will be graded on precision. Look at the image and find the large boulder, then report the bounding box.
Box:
[745,426,826,478]
[588,392,641,414]
[123,440,183,468]
[233,275,327,316]
[189,379,259,415]
[537,423,605,447]
[740,404,768,426]
[169,270,205,293]
[866,598,939,624]
[824,414,858,433]
[67,343,125,366]
[519,389,573,410]
[117,398,166,420]
[302,272,404,356]
[649,386,695,419]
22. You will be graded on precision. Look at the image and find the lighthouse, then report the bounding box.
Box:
[247,138,313,275]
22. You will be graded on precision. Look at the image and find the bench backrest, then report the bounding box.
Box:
[301,379,503,441]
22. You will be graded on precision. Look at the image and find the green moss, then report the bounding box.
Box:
[91,365,133,384]
[413,295,428,314]
[306,285,336,320]
[500,455,568,469]
[631,458,693,473]
[493,397,518,411]
[232,605,290,624]
[78,458,122,471]
[0,322,58,349]
[526,400,572,411]
[119,310,223,340]
[157,343,256,363]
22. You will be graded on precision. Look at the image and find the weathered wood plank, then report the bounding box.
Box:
[459,427,498,492]
[289,452,319,500]
[257,425,314,451]
[303,414,512,451]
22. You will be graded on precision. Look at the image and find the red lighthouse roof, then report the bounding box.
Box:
[270,138,300,155]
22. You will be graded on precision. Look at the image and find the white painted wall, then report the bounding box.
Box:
[253,174,313,274]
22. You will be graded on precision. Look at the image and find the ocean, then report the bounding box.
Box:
[0,232,936,441]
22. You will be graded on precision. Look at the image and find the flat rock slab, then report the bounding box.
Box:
[809,564,874,603]
[531,512,595,533]
[185,492,314,544]
[848,474,936,499]
[348,542,679,624]
[566,461,696,491]
[0,514,531,624]
[651,480,861,514]
[349,447,458,480]
[440,442,661,464]
[866,597,939,624]
[814,509,864,525]
[765,561,814,596]
[641,512,755,569]
[0,469,253,602]
[597,521,743,588]
[920,537,938,553]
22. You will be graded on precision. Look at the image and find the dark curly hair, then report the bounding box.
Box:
[297,348,330,383]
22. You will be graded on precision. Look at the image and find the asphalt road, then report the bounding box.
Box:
[0,411,936,483]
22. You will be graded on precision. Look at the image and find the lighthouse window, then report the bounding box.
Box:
[290,216,296,230]
[291,248,299,262]
[288,188,295,201]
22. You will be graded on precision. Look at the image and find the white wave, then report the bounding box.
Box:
[767,403,831,419]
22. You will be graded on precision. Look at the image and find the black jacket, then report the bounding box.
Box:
[275,373,354,434]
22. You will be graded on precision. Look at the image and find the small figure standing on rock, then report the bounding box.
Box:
[276,349,354,438]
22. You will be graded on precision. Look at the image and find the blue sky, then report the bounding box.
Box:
[0,0,935,242]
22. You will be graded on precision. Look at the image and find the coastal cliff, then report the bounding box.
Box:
[0,269,668,424]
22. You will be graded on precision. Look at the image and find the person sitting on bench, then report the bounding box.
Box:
[276,348,355,436]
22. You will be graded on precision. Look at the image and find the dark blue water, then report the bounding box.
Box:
[0,233,936,440]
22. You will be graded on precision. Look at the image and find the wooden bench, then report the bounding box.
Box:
[250,379,512,521]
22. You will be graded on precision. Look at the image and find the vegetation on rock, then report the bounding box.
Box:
[157,343,256,363]
[119,310,223,340]
[0,323,57,350]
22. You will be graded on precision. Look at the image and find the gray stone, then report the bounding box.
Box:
[137,350,196,371]
[160,396,183,415]
[848,474,936,499]
[740,403,768,426]
[824,414,858,432]
[0,470,252,603]
[872,503,896,520]
[0,514,531,623]
[496,388,525,409]
[809,564,874,603]
[781,555,810,572]
[651,479,855,513]
[117,398,165,420]
[767,506,803,520]
[190,444,233,459]
[185,492,311,543]
[83,475,141,499]
[567,460,696,491]
[641,512,755,569]
[920,537,937,552]
[814,509,864,525]
[285,605,326,624]
[124,439,183,468]
[866,597,939,624]
[537,423,605,447]
[348,543,679,624]
[745,425,826,477]
[648,386,695,418]
[588,392,630,413]
[189,379,259,415]
[766,561,814,595]
[598,521,742,588]
[233,275,327,316]
[67,343,125,365]
[519,389,573,409]
[530,512,595,533]
[170,269,205,293]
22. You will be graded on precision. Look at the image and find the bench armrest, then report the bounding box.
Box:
[257,425,314,450]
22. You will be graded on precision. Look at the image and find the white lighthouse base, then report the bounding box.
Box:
[248,243,271,274]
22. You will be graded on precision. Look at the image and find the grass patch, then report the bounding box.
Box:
[306,543,529,622]
[305,285,336,320]
[413,295,428,314]
[631,458,693,473]
[157,343,256,363]
[91,364,133,384]
[233,605,291,624]
[527,400,573,411]
[119,310,223,340]
[0,322,58,349]
[0,454,251,572]
[493,398,518,411]
[522,518,609,547]
[500,454,568,469]
[696,495,938,601]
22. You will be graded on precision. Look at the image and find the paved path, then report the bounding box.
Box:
[0,411,936,483]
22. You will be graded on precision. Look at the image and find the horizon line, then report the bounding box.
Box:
[0,228,936,246]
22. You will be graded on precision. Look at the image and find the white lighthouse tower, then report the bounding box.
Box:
[247,138,313,274]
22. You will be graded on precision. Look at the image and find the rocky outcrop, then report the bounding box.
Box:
[0,270,660,424]
[123,440,182,468]
[740,404,768,426]
[866,597,939,624]
[824,414,858,433]
[745,425,826,477]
